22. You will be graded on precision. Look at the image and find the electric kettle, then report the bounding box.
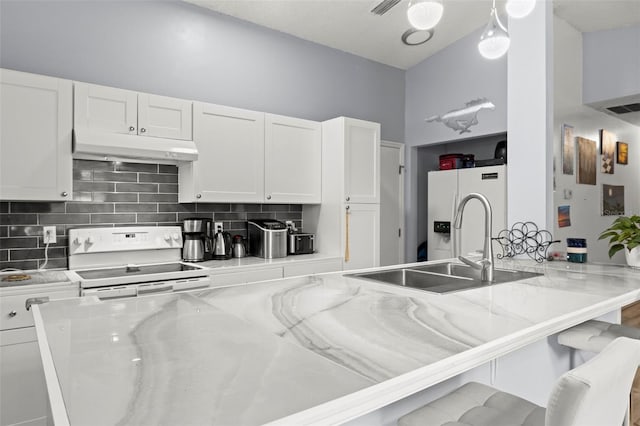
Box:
[212,226,232,260]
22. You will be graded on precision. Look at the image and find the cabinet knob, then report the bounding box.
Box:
[129,126,135,132]
[266,195,272,200]
[61,191,68,197]
[346,196,350,201]
[346,205,350,210]
[140,127,146,133]
[196,194,202,199]
[8,310,17,318]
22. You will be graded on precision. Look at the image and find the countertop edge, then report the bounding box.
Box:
[266,289,640,425]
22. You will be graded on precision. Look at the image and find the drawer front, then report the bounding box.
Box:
[0,289,77,331]
[209,268,283,287]
[283,259,343,278]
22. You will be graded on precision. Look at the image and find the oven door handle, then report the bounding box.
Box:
[137,284,174,295]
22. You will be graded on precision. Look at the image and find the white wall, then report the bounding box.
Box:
[0,0,405,142]
[554,17,640,264]
[583,25,640,104]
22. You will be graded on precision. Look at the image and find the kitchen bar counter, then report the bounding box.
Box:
[33,259,640,425]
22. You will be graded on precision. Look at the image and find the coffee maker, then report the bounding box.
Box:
[182,218,210,262]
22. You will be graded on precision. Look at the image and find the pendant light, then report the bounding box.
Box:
[478,0,510,60]
[506,0,536,19]
[407,0,444,31]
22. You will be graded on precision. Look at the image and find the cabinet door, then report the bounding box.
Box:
[265,114,321,204]
[138,93,192,140]
[344,118,380,204]
[73,82,137,134]
[186,103,264,202]
[0,69,72,201]
[342,204,380,271]
[0,328,47,426]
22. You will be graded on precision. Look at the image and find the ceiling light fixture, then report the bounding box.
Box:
[407,0,443,30]
[478,0,510,60]
[401,28,434,46]
[505,0,536,19]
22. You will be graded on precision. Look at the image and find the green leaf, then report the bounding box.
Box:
[609,244,625,258]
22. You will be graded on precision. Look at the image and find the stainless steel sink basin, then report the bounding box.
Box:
[347,263,542,294]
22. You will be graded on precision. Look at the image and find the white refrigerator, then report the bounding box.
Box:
[427,165,507,261]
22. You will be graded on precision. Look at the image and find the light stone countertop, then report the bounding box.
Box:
[33,259,640,425]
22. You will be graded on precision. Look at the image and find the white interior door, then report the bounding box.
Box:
[380,141,405,266]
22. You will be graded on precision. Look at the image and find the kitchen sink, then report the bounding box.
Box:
[347,263,542,294]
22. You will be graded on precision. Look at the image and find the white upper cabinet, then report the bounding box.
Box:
[264,114,321,204]
[138,93,192,140]
[74,82,192,140]
[73,83,137,134]
[179,103,264,203]
[0,69,73,201]
[344,118,380,204]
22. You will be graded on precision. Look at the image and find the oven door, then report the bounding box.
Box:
[81,277,211,300]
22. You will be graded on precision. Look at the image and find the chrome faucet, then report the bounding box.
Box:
[453,193,494,282]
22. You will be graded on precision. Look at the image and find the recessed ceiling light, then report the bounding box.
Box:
[402,28,434,46]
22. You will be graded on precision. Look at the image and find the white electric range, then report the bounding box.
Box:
[68,226,211,300]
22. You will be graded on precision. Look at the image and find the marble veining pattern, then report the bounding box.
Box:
[39,293,373,426]
[36,259,640,425]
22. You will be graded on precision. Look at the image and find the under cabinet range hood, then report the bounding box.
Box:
[72,128,199,164]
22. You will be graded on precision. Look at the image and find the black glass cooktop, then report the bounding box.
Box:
[77,263,202,280]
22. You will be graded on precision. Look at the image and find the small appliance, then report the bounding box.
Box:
[212,225,232,260]
[248,219,288,259]
[287,232,315,255]
[182,218,208,262]
[232,235,247,258]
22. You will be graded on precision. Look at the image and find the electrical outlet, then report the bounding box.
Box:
[43,226,56,244]
[285,220,294,228]
[214,222,224,232]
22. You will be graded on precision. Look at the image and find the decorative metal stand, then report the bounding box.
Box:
[493,222,560,263]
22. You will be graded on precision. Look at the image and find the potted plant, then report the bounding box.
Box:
[599,215,640,268]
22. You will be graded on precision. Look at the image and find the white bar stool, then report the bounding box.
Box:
[557,319,640,353]
[397,337,640,426]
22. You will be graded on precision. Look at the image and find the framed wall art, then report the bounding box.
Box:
[602,184,625,216]
[562,124,574,175]
[617,141,629,165]
[576,137,596,185]
[600,129,616,174]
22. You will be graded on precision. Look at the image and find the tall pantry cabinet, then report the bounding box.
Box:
[304,117,380,271]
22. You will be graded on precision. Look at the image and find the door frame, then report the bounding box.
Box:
[381,140,405,264]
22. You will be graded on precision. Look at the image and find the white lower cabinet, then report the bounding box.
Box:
[0,329,47,426]
[342,204,380,271]
[0,68,73,201]
[0,286,78,426]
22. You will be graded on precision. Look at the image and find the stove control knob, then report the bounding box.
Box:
[171,233,180,242]
[163,234,171,243]
[85,236,94,245]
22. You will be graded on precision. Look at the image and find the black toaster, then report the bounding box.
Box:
[287,232,315,255]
